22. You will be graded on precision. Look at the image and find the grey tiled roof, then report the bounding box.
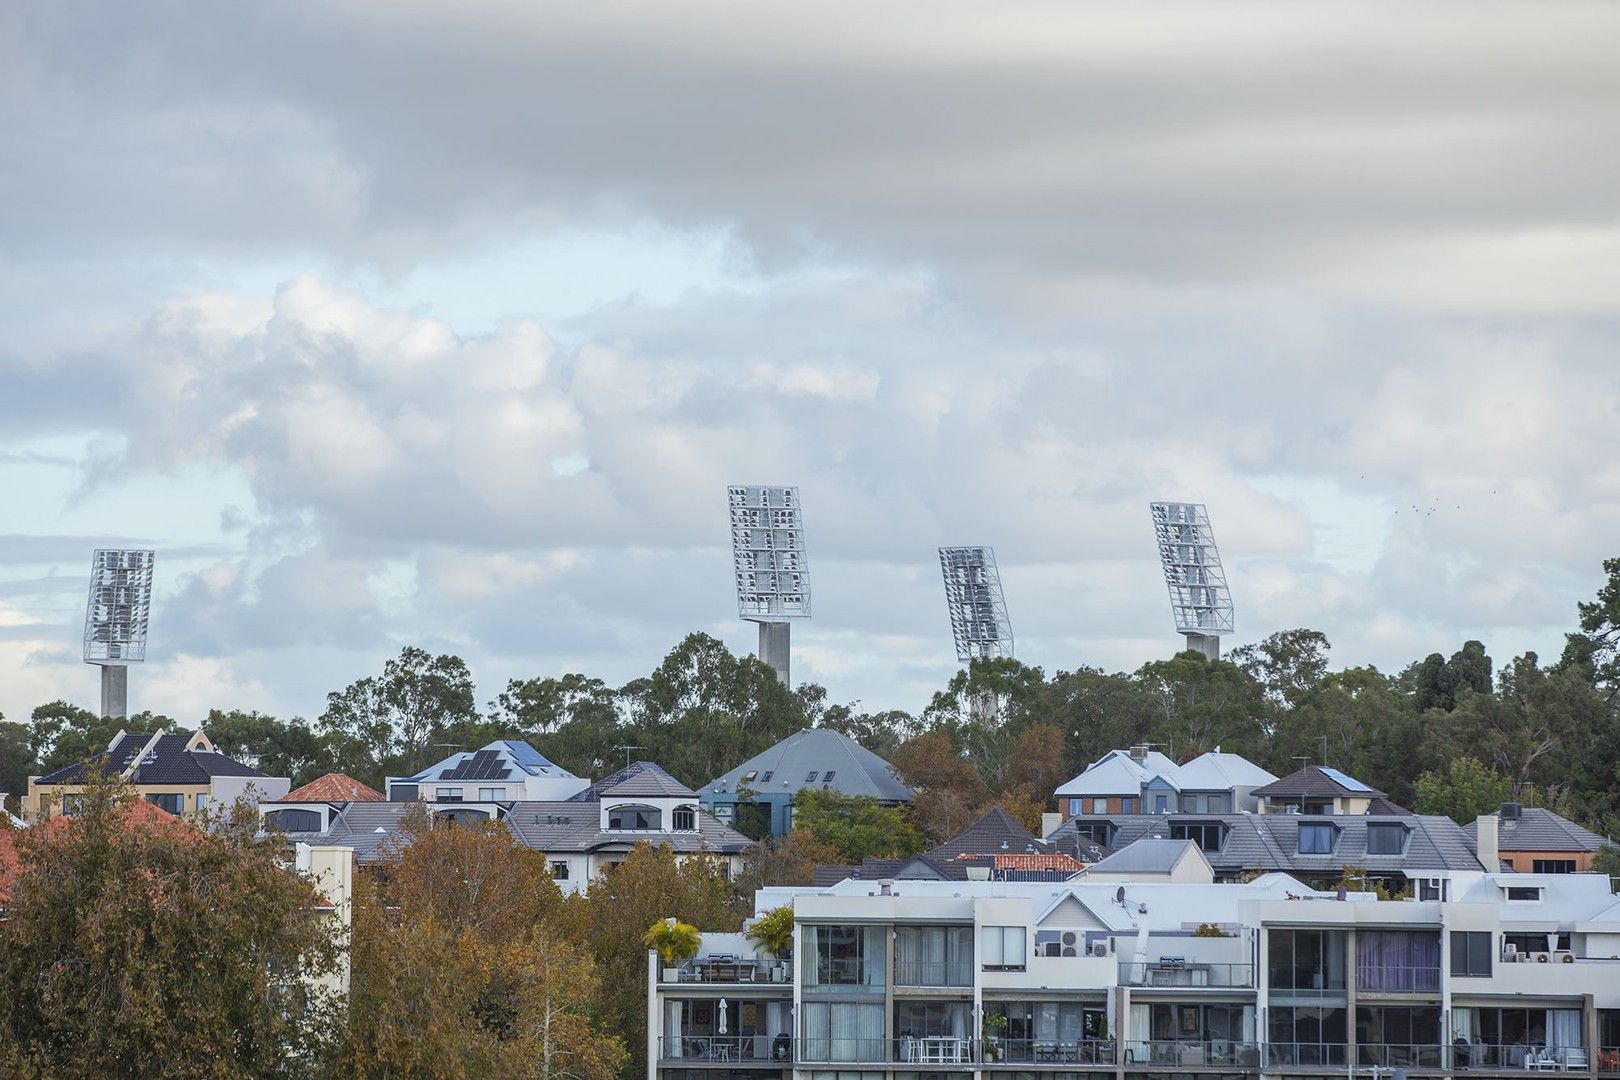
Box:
[704,728,915,802]
[1086,837,1199,873]
[1048,811,1485,877]
[570,761,695,801]
[503,800,750,855]
[812,855,963,887]
[1462,807,1612,854]
[925,807,1051,861]
[301,802,419,864]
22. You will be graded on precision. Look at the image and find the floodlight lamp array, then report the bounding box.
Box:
[1149,502,1234,634]
[83,548,155,664]
[939,546,1013,662]
[729,485,810,620]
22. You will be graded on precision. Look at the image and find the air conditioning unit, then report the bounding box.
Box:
[1504,943,1517,958]
[1062,932,1078,947]
[1532,952,1552,964]
[1088,942,1109,957]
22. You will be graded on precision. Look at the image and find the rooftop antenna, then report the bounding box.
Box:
[614,744,646,770]
[1149,502,1234,660]
[82,549,155,719]
[729,486,809,685]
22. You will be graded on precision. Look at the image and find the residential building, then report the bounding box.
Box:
[815,807,1084,887]
[701,728,915,838]
[386,739,589,803]
[1050,810,1486,892]
[1079,837,1214,884]
[509,761,752,892]
[24,729,289,818]
[1054,747,1277,820]
[648,844,1620,1079]
[1251,764,1388,816]
[1463,804,1615,874]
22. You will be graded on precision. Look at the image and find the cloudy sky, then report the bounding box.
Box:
[3,1,1619,726]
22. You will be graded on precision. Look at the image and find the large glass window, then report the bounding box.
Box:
[263,807,322,832]
[1532,859,1577,874]
[804,925,885,991]
[895,1002,973,1063]
[1268,1006,1347,1066]
[984,1001,1108,1061]
[1365,823,1407,855]
[1268,929,1347,992]
[607,804,662,830]
[1356,1006,1442,1067]
[1298,823,1336,854]
[1452,1006,1584,1064]
[1170,822,1224,853]
[800,1001,885,1062]
[672,805,697,831]
[894,926,973,986]
[1355,931,1440,992]
[1129,1003,1253,1065]
[981,926,1026,971]
[1450,931,1491,977]
[146,792,183,814]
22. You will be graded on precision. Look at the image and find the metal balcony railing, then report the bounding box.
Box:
[980,1038,1115,1065]
[1125,1040,1261,1067]
[1453,1043,1590,1071]
[892,959,973,988]
[658,1035,781,1063]
[793,1037,896,1064]
[1266,1041,1350,1067]
[665,957,791,984]
[1119,961,1255,988]
[1596,1046,1620,1073]
[1356,1043,1445,1068]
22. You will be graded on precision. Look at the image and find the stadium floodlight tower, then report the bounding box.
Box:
[729,486,809,685]
[939,546,1013,663]
[83,548,155,719]
[1149,502,1234,660]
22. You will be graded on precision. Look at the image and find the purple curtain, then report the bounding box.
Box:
[1356,932,1440,992]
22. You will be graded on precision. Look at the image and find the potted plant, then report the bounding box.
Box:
[644,917,702,982]
[983,1011,1008,1061]
[746,906,795,981]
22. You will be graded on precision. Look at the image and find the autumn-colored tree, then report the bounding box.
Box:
[563,842,743,1079]
[337,813,620,1079]
[733,827,843,894]
[791,788,926,862]
[891,731,989,844]
[998,724,1069,809]
[0,773,342,1077]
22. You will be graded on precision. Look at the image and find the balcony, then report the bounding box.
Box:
[1266,1042,1349,1067]
[1599,1046,1620,1074]
[1125,1040,1261,1067]
[664,956,791,984]
[1454,1043,1591,1071]
[1355,964,1441,994]
[1356,1043,1445,1069]
[1119,960,1255,988]
[658,1035,791,1064]
[981,1038,1115,1066]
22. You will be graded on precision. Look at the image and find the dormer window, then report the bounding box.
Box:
[607,804,662,830]
[805,771,818,783]
[1366,823,1408,855]
[1299,822,1337,854]
[672,805,697,831]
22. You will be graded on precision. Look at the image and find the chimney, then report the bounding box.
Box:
[1476,814,1500,870]
[1041,812,1062,838]
[879,880,893,896]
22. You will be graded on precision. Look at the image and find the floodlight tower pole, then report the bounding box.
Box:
[1149,502,1234,662]
[938,546,1014,723]
[729,486,809,687]
[1183,632,1221,661]
[82,548,155,720]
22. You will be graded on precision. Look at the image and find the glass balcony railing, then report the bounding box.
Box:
[658,1035,784,1063]
[892,960,973,988]
[1356,1043,1445,1068]
[664,957,791,984]
[980,1038,1115,1065]
[1125,1040,1261,1067]
[1118,961,1254,988]
[1266,1042,1349,1066]
[1453,1043,1590,1071]
[794,1037,899,1064]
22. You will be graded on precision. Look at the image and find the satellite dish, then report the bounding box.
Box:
[1115,886,1126,905]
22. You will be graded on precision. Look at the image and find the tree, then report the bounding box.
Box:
[28,699,157,772]
[791,788,925,862]
[0,773,342,1076]
[336,812,616,1079]
[1562,556,1620,704]
[318,646,479,786]
[563,842,741,1079]
[1414,758,1514,825]
[1406,641,1493,712]
[490,672,625,780]
[0,720,33,803]
[1134,652,1267,763]
[1230,629,1331,712]
[890,731,990,844]
[203,709,325,786]
[998,725,1069,810]
[732,828,842,894]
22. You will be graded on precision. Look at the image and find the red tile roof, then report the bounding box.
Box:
[992,852,1088,873]
[280,773,385,803]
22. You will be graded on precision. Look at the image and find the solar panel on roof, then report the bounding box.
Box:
[1319,766,1374,793]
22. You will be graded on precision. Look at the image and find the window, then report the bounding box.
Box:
[195,793,209,812]
[264,807,323,832]
[550,860,570,880]
[894,926,973,986]
[1071,822,1113,846]
[1092,798,1107,813]
[477,787,502,801]
[742,771,757,783]
[1267,928,1348,991]
[1506,886,1542,902]
[1122,797,1136,813]
[804,924,885,989]
[146,793,183,814]
[1299,822,1337,854]
[1366,823,1406,855]
[981,926,1026,971]
[61,793,83,816]
[806,771,819,783]
[607,804,662,830]
[1154,794,1169,813]
[438,788,463,802]
[1170,821,1224,853]
[672,805,697,831]
[1068,798,1082,815]
[1205,793,1230,813]
[822,770,836,783]
[1417,878,1448,901]
[1356,931,1440,992]
[1450,931,1491,977]
[760,771,773,782]
[1533,859,1577,874]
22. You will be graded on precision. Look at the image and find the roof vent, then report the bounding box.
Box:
[879,879,893,895]
[1500,802,1522,823]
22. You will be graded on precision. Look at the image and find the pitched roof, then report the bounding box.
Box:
[34,731,271,787]
[403,739,581,784]
[280,773,385,803]
[1250,765,1386,799]
[811,855,963,887]
[1055,749,1181,797]
[1085,837,1202,874]
[704,728,915,802]
[572,761,696,801]
[994,852,1087,873]
[1463,807,1612,853]
[925,806,1051,861]
[1175,750,1277,790]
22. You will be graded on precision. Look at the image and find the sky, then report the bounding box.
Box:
[3,1,1619,727]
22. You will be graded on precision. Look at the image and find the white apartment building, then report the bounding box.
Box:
[647,869,1620,1080]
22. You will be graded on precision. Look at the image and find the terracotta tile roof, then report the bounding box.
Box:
[992,852,1087,873]
[280,773,385,803]
[0,799,192,903]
